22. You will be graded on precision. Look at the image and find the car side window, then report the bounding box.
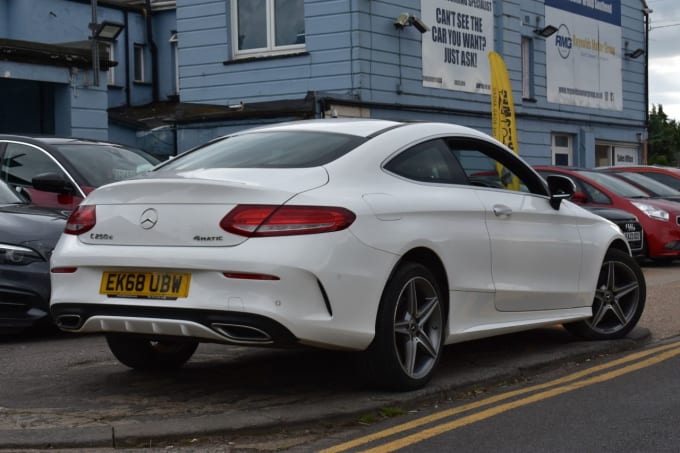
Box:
[446,138,545,195]
[0,143,64,188]
[384,139,466,184]
[580,179,612,204]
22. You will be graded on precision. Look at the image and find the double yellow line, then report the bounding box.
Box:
[323,340,680,453]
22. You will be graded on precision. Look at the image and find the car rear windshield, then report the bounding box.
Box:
[54,144,160,187]
[158,131,366,171]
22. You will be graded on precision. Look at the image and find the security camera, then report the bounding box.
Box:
[394,13,411,28]
[394,13,430,34]
[410,16,430,34]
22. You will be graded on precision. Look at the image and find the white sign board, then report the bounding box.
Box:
[545,0,622,110]
[614,146,638,165]
[421,0,494,94]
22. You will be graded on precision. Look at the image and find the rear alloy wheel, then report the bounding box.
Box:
[564,248,646,340]
[106,334,199,370]
[366,263,445,391]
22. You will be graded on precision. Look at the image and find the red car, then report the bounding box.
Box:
[535,166,680,261]
[598,165,680,191]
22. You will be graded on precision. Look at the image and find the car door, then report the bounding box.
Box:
[0,141,83,210]
[448,139,585,311]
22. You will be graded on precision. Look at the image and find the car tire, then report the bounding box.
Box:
[365,262,445,391]
[106,334,199,370]
[564,248,646,340]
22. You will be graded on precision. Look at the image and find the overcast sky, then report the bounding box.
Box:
[647,0,680,121]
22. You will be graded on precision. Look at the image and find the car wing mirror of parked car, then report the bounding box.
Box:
[546,174,575,210]
[32,172,77,195]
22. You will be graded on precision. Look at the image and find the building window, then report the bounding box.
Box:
[521,37,533,100]
[231,0,305,58]
[134,44,145,82]
[596,142,639,166]
[169,32,179,94]
[552,133,573,166]
[104,42,116,86]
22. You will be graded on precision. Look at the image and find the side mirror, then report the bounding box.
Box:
[546,174,575,210]
[32,172,77,195]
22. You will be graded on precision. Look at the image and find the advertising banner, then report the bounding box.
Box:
[421,0,494,94]
[489,51,520,190]
[545,0,622,110]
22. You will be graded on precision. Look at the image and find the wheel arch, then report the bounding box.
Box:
[608,238,631,256]
[386,247,450,321]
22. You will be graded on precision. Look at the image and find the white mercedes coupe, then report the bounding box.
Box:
[49,119,646,390]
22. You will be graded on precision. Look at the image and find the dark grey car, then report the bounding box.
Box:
[0,181,67,332]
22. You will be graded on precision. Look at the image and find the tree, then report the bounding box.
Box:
[647,105,680,166]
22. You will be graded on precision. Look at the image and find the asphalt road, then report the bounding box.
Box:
[0,262,677,450]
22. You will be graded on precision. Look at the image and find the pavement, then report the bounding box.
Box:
[0,326,652,450]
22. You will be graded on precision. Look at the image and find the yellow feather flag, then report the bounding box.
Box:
[489,51,520,191]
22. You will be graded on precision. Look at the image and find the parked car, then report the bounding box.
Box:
[583,207,644,256]
[50,120,645,390]
[597,169,680,203]
[598,165,680,191]
[0,135,160,211]
[535,166,680,261]
[0,180,68,333]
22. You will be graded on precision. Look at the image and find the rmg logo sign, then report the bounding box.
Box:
[554,24,572,59]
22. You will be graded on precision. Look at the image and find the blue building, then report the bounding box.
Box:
[0,0,177,156]
[0,0,650,167]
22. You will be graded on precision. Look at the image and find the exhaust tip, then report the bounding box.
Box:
[55,314,83,330]
[211,323,273,344]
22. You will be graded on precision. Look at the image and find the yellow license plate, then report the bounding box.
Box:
[100,271,191,299]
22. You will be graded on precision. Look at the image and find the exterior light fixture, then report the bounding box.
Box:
[533,25,558,38]
[91,21,125,41]
[625,48,645,59]
[394,13,429,33]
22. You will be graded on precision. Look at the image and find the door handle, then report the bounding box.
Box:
[493,204,512,218]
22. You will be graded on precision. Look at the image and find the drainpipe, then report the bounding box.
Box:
[144,0,159,102]
[124,10,131,106]
[642,1,651,163]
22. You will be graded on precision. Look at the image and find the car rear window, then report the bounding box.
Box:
[158,131,366,170]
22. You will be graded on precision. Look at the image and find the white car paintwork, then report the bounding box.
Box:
[49,119,627,352]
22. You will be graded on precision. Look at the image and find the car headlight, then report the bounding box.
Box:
[631,201,670,221]
[0,244,45,265]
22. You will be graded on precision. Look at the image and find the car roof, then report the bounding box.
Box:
[233,119,404,138]
[0,134,125,147]
[596,165,680,174]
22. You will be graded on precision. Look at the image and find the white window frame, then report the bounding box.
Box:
[134,44,145,83]
[230,0,306,59]
[169,33,179,94]
[104,42,116,86]
[552,133,573,166]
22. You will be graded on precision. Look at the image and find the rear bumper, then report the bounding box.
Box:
[50,231,397,350]
[51,303,297,345]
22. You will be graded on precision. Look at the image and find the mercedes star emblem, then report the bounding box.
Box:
[140,208,158,230]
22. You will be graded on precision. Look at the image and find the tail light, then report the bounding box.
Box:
[220,205,356,237]
[64,205,96,235]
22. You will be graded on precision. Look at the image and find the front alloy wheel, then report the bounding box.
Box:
[565,248,646,340]
[366,262,445,391]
